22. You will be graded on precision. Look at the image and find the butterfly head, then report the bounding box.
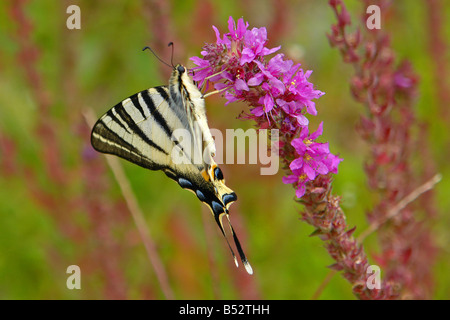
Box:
[170,64,203,101]
[175,64,186,75]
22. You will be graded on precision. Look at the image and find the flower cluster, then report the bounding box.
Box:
[190,16,342,198]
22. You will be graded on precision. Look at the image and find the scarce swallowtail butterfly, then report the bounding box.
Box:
[90,59,253,275]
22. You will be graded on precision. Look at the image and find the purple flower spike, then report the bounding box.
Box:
[190,16,342,199]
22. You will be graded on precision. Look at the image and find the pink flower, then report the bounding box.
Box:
[190,16,342,199]
[282,123,342,198]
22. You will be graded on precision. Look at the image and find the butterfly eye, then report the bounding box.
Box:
[177,65,185,74]
[214,167,224,180]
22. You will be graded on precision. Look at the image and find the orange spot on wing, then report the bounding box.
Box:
[201,169,210,181]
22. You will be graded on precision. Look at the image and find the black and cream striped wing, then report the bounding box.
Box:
[91,86,200,173]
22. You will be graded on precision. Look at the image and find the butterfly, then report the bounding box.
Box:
[91,59,253,274]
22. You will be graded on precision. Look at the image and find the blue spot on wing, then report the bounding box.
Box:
[222,193,237,206]
[196,190,207,202]
[178,178,194,189]
[211,201,224,215]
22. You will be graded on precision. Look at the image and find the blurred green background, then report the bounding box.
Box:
[0,0,449,299]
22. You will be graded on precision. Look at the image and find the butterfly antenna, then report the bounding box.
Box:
[142,46,172,69]
[167,42,175,68]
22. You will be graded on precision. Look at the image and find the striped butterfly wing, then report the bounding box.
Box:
[91,86,217,202]
[92,87,186,171]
